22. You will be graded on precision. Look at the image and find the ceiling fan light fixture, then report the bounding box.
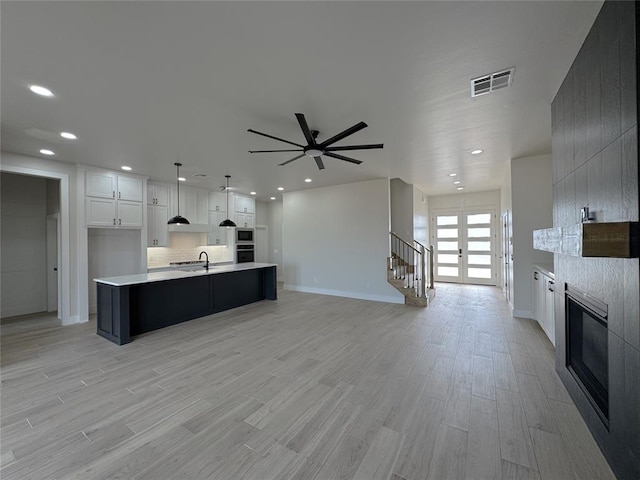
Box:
[168,162,190,225]
[305,148,323,157]
[219,175,237,228]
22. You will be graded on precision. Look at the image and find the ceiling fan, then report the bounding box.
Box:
[247,113,383,170]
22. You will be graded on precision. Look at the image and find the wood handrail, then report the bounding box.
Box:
[390,232,420,253]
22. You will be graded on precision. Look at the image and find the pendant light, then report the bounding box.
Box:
[167,162,190,225]
[219,175,237,227]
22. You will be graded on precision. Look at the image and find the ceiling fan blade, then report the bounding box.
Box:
[324,152,363,165]
[314,156,325,170]
[318,121,367,148]
[295,113,316,146]
[247,129,304,148]
[278,153,306,166]
[248,149,303,153]
[325,143,384,152]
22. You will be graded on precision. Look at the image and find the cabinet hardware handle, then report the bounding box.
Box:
[118,191,121,199]
[113,190,115,198]
[119,218,121,225]
[534,272,539,280]
[113,218,116,225]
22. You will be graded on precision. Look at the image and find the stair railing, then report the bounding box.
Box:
[390,232,433,299]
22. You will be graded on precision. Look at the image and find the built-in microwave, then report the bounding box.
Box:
[236,227,254,244]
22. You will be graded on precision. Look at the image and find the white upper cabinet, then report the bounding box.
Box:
[234,194,255,214]
[147,182,169,206]
[86,170,116,199]
[207,211,230,246]
[170,185,209,225]
[85,169,144,228]
[208,191,228,213]
[117,176,143,202]
[86,170,143,202]
[147,204,169,246]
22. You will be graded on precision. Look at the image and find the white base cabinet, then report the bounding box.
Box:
[532,267,555,346]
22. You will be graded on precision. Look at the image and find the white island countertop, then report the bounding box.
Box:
[94,263,277,287]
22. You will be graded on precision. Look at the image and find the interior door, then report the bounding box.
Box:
[434,211,496,285]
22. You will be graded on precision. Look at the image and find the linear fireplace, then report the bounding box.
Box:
[565,285,609,428]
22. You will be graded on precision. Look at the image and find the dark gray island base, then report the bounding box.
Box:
[95,264,277,345]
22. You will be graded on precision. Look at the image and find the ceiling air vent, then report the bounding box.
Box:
[471,67,515,97]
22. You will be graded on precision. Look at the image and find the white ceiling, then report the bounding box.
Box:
[1,1,602,200]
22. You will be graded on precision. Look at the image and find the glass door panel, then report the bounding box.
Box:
[433,210,496,285]
[434,214,462,283]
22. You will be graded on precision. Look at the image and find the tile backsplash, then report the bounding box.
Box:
[147,232,233,267]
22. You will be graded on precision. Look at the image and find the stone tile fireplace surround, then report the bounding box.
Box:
[551,2,639,479]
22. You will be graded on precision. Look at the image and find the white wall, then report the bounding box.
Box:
[510,154,553,317]
[1,173,48,317]
[283,179,403,303]
[267,200,283,282]
[147,233,233,267]
[88,228,142,314]
[0,152,78,324]
[255,200,268,226]
[413,186,429,247]
[390,178,413,241]
[501,162,514,308]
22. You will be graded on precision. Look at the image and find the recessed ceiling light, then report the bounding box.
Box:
[471,149,483,155]
[39,149,54,155]
[277,187,284,191]
[121,166,132,171]
[250,191,256,195]
[448,173,457,177]
[453,180,461,185]
[60,132,77,140]
[29,85,54,97]
[270,196,276,200]
[178,177,186,182]
[305,178,312,183]
[457,186,464,190]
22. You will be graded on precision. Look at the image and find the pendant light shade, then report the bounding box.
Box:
[167,162,190,225]
[219,175,236,228]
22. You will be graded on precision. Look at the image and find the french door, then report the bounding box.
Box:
[433,210,496,285]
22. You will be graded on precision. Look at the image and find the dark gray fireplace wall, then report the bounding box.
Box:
[551,2,639,479]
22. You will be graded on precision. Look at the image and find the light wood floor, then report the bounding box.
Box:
[1,284,616,480]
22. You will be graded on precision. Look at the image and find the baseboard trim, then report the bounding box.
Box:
[513,309,534,319]
[283,285,404,304]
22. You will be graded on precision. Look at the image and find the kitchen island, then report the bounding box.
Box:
[94,263,277,345]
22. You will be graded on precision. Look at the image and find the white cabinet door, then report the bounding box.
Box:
[148,182,169,206]
[237,213,255,228]
[533,270,542,323]
[117,176,143,202]
[86,198,116,226]
[148,205,169,246]
[147,205,155,246]
[86,171,116,199]
[208,211,229,245]
[209,191,226,212]
[234,194,255,214]
[544,276,555,346]
[117,201,143,227]
[195,189,209,224]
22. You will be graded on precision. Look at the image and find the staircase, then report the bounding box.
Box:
[387,232,435,306]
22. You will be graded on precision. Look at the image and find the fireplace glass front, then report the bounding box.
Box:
[565,288,609,427]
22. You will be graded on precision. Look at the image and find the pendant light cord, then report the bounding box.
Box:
[175,162,181,216]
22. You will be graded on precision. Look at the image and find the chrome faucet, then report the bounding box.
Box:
[199,251,209,271]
